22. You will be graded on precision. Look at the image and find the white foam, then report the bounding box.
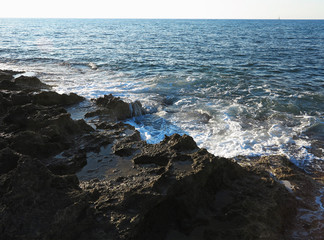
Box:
[13,72,37,78]
[0,61,321,167]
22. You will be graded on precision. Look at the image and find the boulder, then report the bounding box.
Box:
[14,76,50,90]
[132,134,198,166]
[85,94,145,121]
[0,71,49,91]
[33,91,85,106]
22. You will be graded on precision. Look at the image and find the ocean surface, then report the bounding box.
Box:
[0,18,323,169]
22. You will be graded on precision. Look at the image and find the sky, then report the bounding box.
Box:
[1,0,324,19]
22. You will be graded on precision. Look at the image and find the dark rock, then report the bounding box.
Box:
[132,134,198,166]
[0,70,22,89]
[10,130,61,157]
[1,69,313,240]
[3,104,38,130]
[0,69,22,76]
[0,156,95,240]
[96,121,135,130]
[0,148,20,174]
[85,109,105,118]
[81,134,298,240]
[0,79,16,90]
[10,92,32,105]
[0,71,15,81]
[48,152,88,175]
[86,94,145,121]
[199,112,212,123]
[112,131,143,157]
[0,137,8,150]
[163,134,198,151]
[3,102,93,158]
[161,96,177,106]
[14,76,50,90]
[0,92,12,114]
[33,91,85,106]
[0,71,50,91]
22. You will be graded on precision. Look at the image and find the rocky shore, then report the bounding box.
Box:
[0,70,323,240]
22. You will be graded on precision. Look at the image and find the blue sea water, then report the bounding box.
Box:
[0,19,323,168]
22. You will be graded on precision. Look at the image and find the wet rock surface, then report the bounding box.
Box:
[1,70,323,240]
[85,94,145,121]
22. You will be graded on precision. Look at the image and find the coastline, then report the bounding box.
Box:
[0,69,323,239]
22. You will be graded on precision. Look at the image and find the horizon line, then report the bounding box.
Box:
[1,17,324,20]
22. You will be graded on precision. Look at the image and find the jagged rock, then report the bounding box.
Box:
[85,94,145,121]
[14,76,50,90]
[0,71,49,91]
[79,134,298,240]
[0,70,22,90]
[0,156,95,240]
[10,130,55,157]
[2,94,92,158]
[112,130,143,157]
[48,152,88,175]
[85,109,105,118]
[132,134,198,166]
[1,69,314,240]
[33,91,85,106]
[163,133,198,151]
[7,113,93,158]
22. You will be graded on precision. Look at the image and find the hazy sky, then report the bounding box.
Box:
[1,0,324,19]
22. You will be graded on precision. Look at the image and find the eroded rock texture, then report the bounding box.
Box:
[2,70,319,240]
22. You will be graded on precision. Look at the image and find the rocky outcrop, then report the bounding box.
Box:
[0,71,98,240]
[0,71,49,91]
[0,156,94,240]
[85,94,145,121]
[14,76,50,90]
[32,91,85,106]
[78,134,298,240]
[2,69,321,240]
[2,103,92,158]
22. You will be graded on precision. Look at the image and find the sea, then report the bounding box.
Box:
[0,18,323,170]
